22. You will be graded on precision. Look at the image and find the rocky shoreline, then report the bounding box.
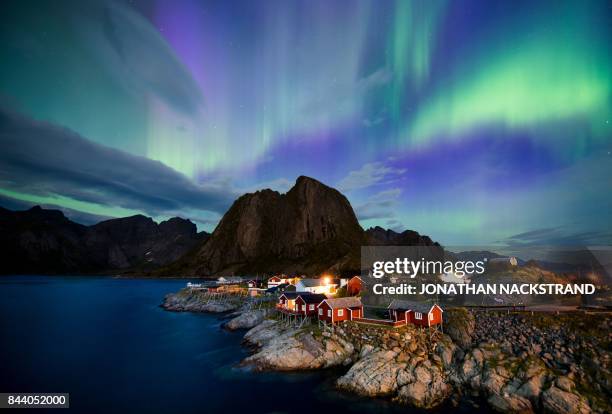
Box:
[162,289,611,413]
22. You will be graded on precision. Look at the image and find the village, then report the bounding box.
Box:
[186,274,445,331]
[165,273,611,414]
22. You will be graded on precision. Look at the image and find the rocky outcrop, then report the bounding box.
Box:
[542,386,591,414]
[337,349,451,408]
[449,309,612,414]
[243,320,283,348]
[225,309,271,330]
[444,308,475,349]
[161,289,239,313]
[242,326,354,371]
[238,310,610,413]
[334,325,452,409]
[0,206,208,274]
[395,364,451,408]
[163,284,609,414]
[487,393,533,413]
[337,350,404,396]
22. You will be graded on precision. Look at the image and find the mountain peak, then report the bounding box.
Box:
[295,175,324,186]
[26,205,68,221]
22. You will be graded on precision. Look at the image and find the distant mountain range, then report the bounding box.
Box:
[4,177,609,280]
[453,250,610,280]
[0,206,208,274]
[1,176,437,276]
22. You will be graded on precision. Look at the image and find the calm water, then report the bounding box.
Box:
[0,276,488,413]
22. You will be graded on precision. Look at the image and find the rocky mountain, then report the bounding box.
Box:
[366,226,439,246]
[0,206,208,274]
[2,176,437,276]
[164,176,437,276]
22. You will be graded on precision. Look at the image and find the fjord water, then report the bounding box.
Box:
[0,276,484,414]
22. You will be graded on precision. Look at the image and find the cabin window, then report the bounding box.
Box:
[415,312,422,320]
[301,305,305,311]
[429,313,434,321]
[338,309,344,316]
[309,304,314,311]
[327,310,331,317]
[318,308,322,315]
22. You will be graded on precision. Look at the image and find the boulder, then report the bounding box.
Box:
[414,364,433,385]
[242,319,281,347]
[444,308,475,348]
[225,309,269,330]
[541,387,591,414]
[482,370,507,395]
[487,393,534,414]
[243,330,353,371]
[161,291,239,313]
[461,355,480,380]
[336,351,403,396]
[436,334,457,369]
[395,365,451,409]
[555,377,574,393]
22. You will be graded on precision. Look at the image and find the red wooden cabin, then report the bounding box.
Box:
[388,300,443,327]
[346,276,363,296]
[295,293,327,316]
[317,297,363,324]
[277,292,300,312]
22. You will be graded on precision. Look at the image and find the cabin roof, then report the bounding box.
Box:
[279,292,300,300]
[297,293,327,304]
[298,278,337,287]
[387,299,441,314]
[320,297,362,309]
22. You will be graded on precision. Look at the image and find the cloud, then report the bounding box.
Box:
[0,108,236,218]
[296,68,392,132]
[385,219,405,232]
[72,0,204,114]
[338,161,407,192]
[501,226,612,247]
[355,188,402,221]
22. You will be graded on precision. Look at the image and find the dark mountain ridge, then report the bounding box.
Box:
[1,176,438,276]
[0,206,208,274]
[365,226,439,246]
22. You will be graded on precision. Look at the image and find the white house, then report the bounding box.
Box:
[295,278,337,295]
[217,276,244,284]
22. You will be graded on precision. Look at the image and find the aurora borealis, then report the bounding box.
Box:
[0,0,610,246]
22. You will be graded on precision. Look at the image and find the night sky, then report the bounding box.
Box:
[0,0,610,246]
